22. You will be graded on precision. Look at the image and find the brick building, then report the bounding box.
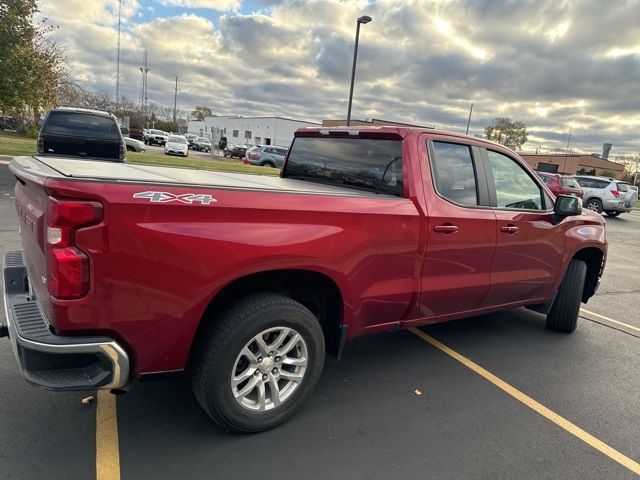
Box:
[519,154,624,179]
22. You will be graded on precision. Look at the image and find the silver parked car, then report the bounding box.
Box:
[124,137,146,153]
[574,175,634,217]
[245,145,288,168]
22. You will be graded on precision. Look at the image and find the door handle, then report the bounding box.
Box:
[500,225,519,234]
[433,224,459,234]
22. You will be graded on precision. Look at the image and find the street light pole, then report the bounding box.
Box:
[346,15,372,126]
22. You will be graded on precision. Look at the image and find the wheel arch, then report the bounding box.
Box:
[189,269,346,368]
[571,247,605,302]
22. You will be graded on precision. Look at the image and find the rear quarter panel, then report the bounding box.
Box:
[43,178,422,375]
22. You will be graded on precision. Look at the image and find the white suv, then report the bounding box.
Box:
[574,176,634,217]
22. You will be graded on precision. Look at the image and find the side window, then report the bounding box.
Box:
[431,142,478,206]
[487,151,543,210]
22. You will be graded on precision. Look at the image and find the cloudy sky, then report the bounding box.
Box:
[40,0,640,154]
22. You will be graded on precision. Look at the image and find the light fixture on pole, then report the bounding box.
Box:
[346,15,372,126]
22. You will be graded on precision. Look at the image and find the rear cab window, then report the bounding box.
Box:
[282,137,403,197]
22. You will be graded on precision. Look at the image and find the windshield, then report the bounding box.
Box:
[168,136,186,144]
[43,111,120,140]
[282,137,403,197]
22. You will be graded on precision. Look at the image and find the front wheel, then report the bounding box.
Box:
[191,293,325,433]
[545,259,587,333]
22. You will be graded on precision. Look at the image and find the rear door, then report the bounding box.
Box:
[482,149,564,305]
[418,138,497,317]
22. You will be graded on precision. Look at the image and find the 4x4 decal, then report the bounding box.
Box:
[133,191,217,205]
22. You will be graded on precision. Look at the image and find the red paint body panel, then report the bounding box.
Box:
[9,127,607,380]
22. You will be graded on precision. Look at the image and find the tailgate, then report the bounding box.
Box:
[12,164,51,317]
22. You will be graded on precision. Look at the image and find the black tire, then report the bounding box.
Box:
[584,198,603,213]
[261,161,275,168]
[605,211,621,217]
[191,293,325,433]
[545,259,587,333]
[126,146,134,152]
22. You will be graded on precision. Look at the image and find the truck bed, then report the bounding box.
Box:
[13,155,380,198]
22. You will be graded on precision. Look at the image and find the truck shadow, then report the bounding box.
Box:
[115,307,578,479]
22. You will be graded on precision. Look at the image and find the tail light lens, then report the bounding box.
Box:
[47,198,103,299]
[37,137,44,153]
[611,190,620,198]
[119,142,127,160]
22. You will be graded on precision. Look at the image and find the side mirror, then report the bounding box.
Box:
[36,119,44,129]
[553,195,582,223]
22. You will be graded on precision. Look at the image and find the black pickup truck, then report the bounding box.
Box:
[37,107,126,161]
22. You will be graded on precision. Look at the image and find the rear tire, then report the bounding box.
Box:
[545,259,587,333]
[605,211,621,217]
[191,293,325,433]
[261,161,275,168]
[585,198,603,213]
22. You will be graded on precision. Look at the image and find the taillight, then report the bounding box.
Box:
[37,137,44,153]
[611,190,620,198]
[47,198,103,299]
[119,142,127,160]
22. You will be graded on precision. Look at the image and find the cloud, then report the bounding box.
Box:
[39,0,640,154]
[155,0,239,9]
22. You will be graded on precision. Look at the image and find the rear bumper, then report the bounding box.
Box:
[2,251,130,391]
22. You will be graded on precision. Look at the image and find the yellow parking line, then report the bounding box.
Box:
[409,328,640,476]
[581,308,640,333]
[96,390,121,480]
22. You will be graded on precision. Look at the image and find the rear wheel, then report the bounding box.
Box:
[191,293,325,433]
[605,211,621,217]
[545,259,587,333]
[261,161,275,168]
[585,198,603,213]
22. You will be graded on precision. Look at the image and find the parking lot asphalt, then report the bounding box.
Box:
[0,162,638,479]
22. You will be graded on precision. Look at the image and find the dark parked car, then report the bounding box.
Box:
[37,107,125,161]
[224,145,247,158]
[537,172,584,198]
[193,137,212,152]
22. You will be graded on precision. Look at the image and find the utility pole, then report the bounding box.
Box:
[173,75,178,130]
[139,49,149,113]
[465,102,473,135]
[563,125,572,174]
[115,0,122,111]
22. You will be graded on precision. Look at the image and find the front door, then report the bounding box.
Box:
[483,149,564,305]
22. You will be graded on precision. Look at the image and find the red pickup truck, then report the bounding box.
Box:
[2,127,606,432]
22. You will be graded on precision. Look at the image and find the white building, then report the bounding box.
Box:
[187,115,320,148]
